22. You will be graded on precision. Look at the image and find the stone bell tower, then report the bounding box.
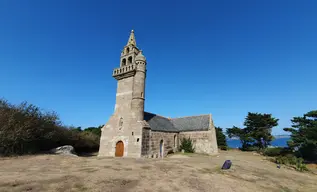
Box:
[98,30,147,158]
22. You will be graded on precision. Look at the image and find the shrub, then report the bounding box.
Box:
[215,127,228,149]
[179,137,195,153]
[219,145,228,151]
[275,155,308,172]
[0,99,100,156]
[240,145,260,152]
[263,147,284,157]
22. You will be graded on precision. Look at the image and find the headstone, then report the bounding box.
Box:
[181,149,185,153]
[221,160,232,170]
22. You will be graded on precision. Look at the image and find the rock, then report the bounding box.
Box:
[221,160,232,170]
[50,145,78,156]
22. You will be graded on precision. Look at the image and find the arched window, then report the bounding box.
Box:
[128,56,132,64]
[126,47,130,54]
[122,59,126,66]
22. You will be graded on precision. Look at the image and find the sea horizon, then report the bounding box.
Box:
[227,136,291,148]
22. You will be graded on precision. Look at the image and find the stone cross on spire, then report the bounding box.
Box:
[126,30,136,46]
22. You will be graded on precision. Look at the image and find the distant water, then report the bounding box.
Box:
[227,137,290,148]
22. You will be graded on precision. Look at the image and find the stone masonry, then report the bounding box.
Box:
[98,30,218,158]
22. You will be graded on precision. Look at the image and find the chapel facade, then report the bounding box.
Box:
[98,30,218,158]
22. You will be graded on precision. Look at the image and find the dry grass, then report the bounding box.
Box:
[0,150,316,192]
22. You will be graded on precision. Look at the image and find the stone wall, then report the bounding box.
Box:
[114,76,134,113]
[149,131,178,157]
[179,130,218,155]
[141,128,151,156]
[98,114,144,158]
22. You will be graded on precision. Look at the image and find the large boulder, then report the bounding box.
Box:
[50,145,78,156]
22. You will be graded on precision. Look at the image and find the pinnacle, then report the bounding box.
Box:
[127,30,136,46]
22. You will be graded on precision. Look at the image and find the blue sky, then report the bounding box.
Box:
[0,0,316,135]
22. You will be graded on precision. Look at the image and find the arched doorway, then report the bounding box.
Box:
[159,140,164,158]
[115,141,124,157]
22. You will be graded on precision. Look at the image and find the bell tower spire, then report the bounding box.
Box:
[118,30,140,68]
[127,30,136,46]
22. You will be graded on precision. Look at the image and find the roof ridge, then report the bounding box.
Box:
[171,114,211,120]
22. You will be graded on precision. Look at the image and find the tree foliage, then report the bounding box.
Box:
[179,137,195,153]
[244,112,278,148]
[227,126,254,149]
[283,110,317,161]
[215,127,228,150]
[226,112,279,150]
[83,125,103,137]
[0,99,100,156]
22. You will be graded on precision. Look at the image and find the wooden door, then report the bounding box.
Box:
[115,141,124,157]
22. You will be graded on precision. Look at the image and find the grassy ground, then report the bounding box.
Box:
[0,150,316,192]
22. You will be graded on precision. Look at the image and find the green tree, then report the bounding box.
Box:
[215,127,228,150]
[226,112,279,150]
[226,126,253,149]
[244,112,279,148]
[83,125,103,137]
[0,98,100,156]
[284,110,317,161]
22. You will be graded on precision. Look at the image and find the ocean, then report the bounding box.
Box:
[227,137,290,148]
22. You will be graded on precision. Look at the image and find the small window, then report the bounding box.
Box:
[126,47,130,54]
[137,138,139,142]
[132,132,134,136]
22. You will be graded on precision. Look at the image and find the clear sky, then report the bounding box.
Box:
[1,0,316,135]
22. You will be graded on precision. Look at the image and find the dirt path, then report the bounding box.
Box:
[0,150,316,192]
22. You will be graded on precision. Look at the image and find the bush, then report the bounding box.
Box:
[263,147,284,157]
[240,145,260,152]
[0,99,100,156]
[219,145,228,150]
[275,155,308,172]
[179,137,195,153]
[215,127,228,149]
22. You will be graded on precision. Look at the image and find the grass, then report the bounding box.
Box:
[0,150,316,192]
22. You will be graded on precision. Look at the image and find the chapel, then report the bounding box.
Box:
[98,30,218,158]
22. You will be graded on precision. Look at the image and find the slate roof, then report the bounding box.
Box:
[144,112,178,132]
[144,112,211,132]
[171,115,211,132]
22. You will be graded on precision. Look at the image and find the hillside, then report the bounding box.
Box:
[0,150,316,192]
